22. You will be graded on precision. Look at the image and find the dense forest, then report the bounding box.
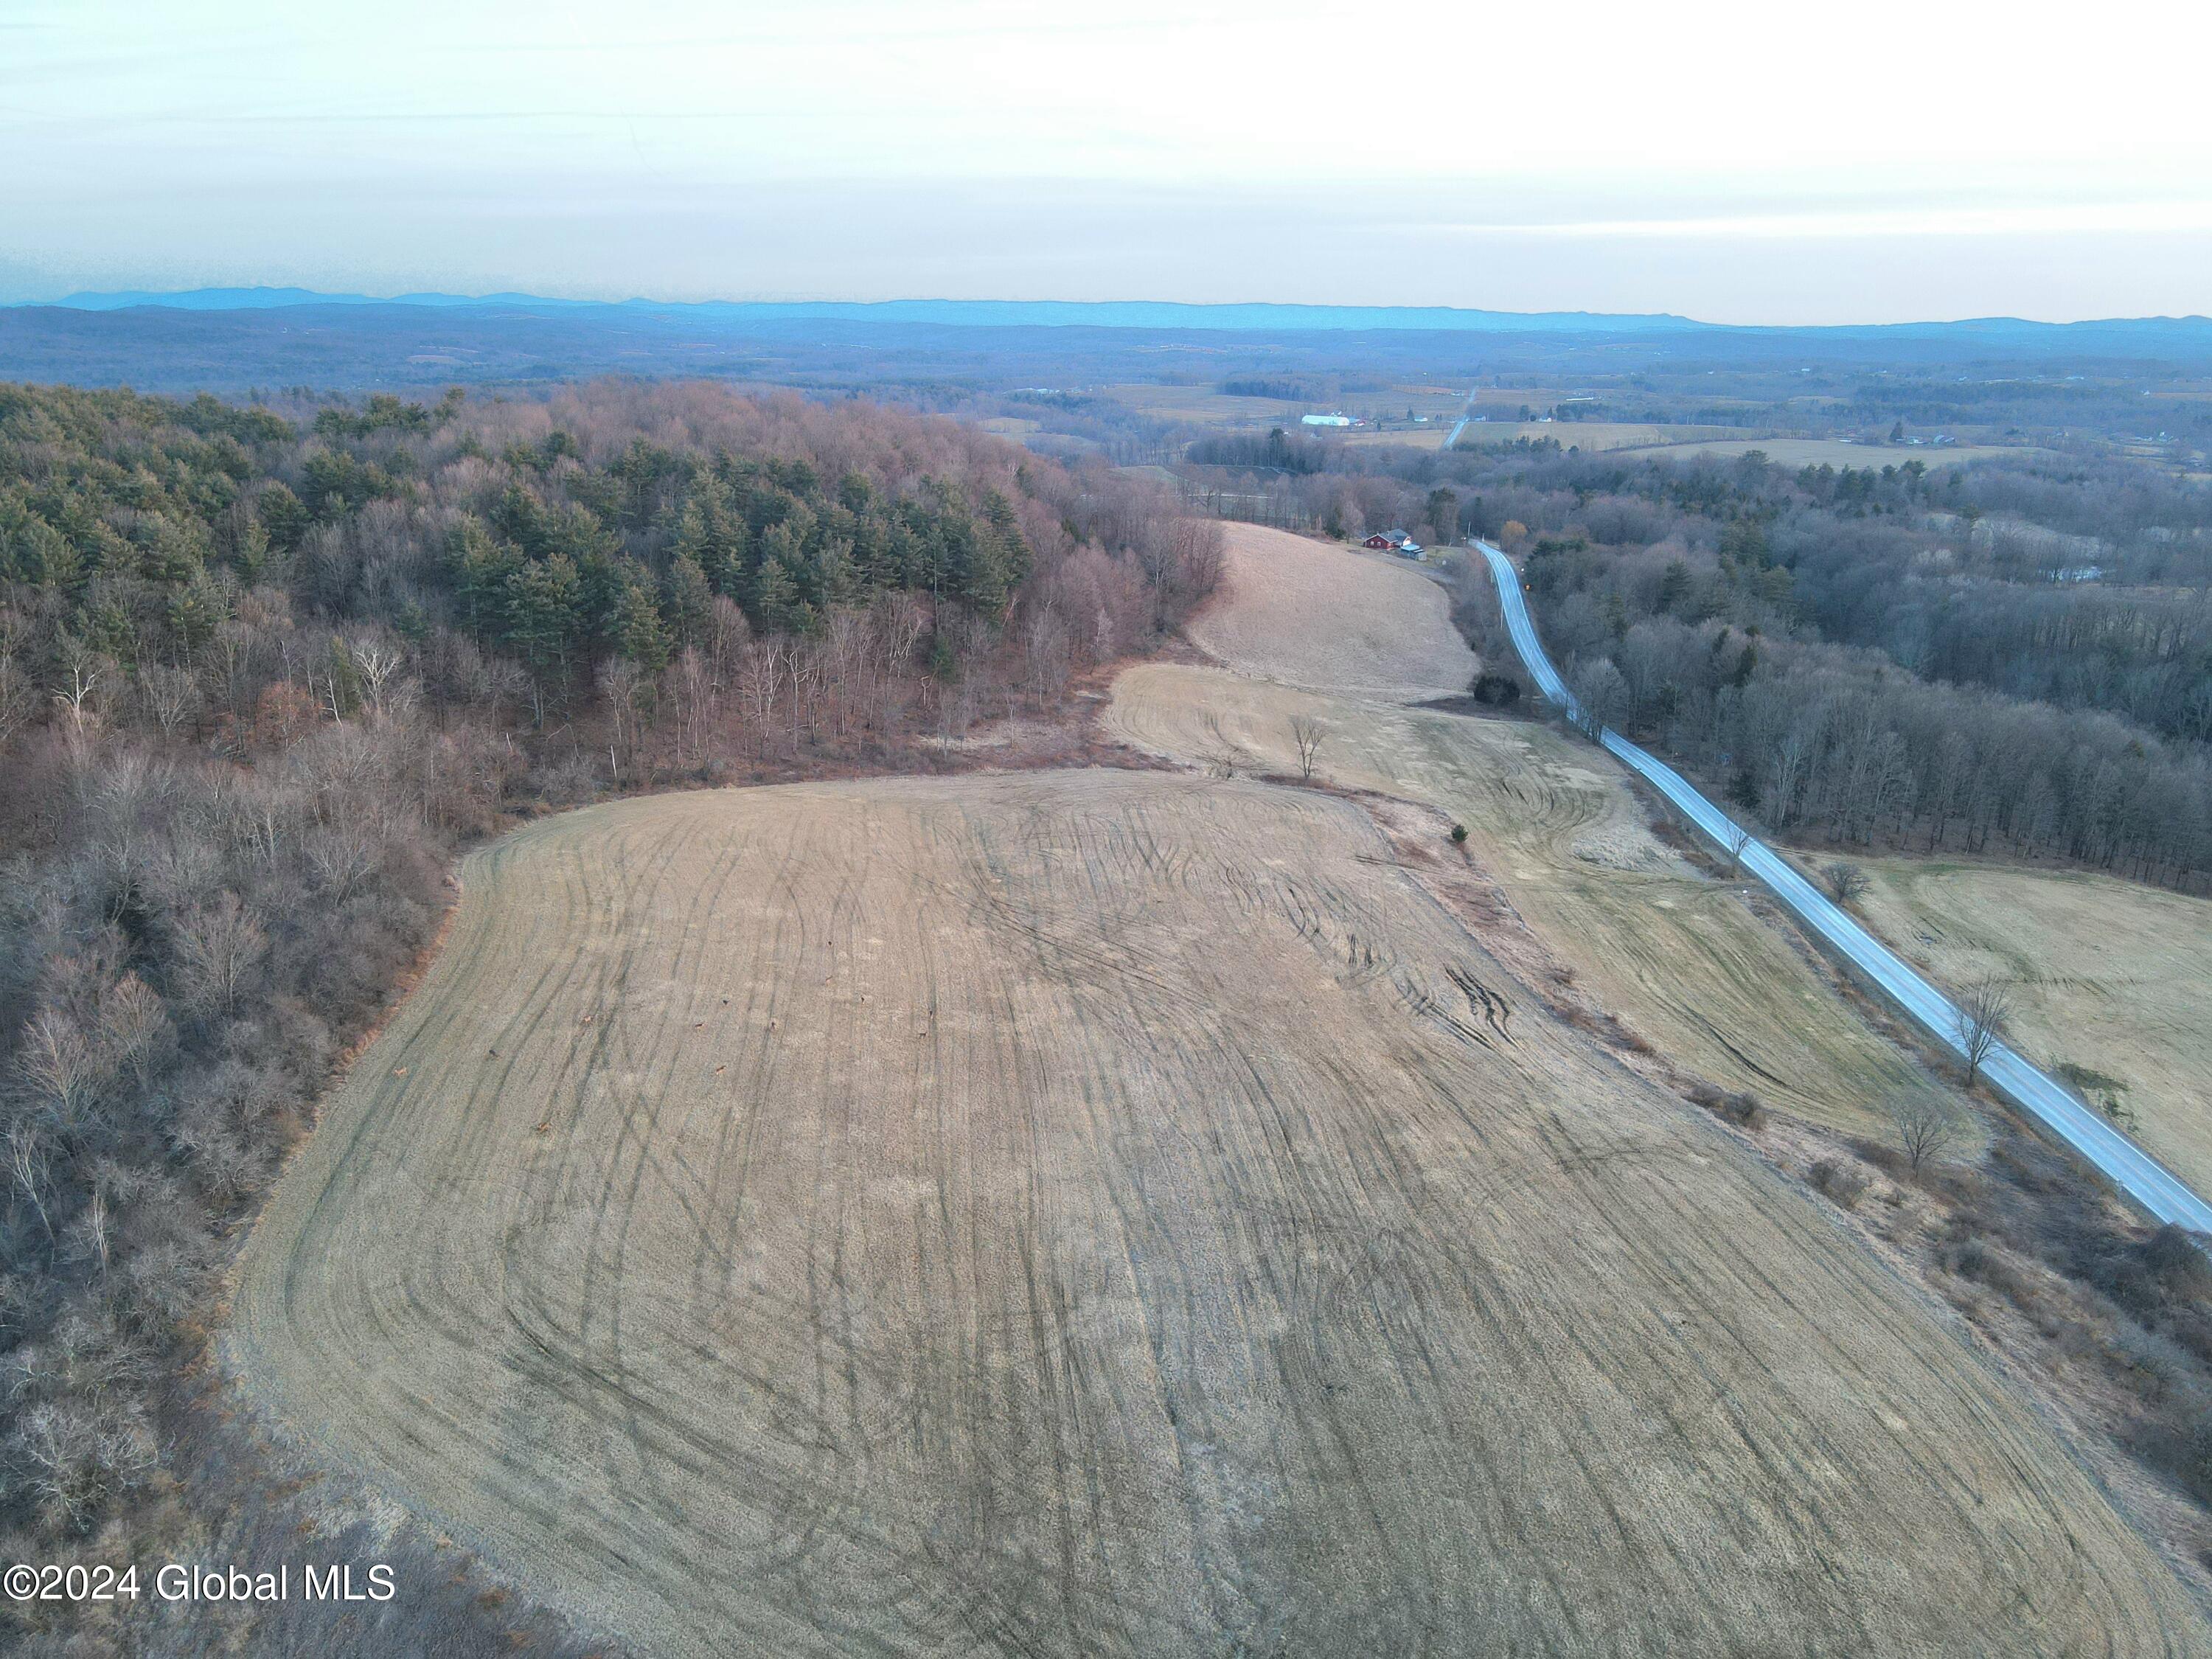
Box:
[0,379,1214,1653]
[1180,434,2212,888]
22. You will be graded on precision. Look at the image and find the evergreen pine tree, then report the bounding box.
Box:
[751,557,805,635]
[663,551,713,647]
[504,553,583,676]
[613,571,672,675]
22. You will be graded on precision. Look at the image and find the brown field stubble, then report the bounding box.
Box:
[229,771,2207,1655]
[1182,523,1476,698]
[1106,661,1958,1140]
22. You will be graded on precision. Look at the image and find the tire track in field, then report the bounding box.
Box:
[228,771,2211,1657]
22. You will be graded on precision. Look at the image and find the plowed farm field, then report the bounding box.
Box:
[1184,523,1475,698]
[1107,667,1957,1138]
[229,771,2205,1656]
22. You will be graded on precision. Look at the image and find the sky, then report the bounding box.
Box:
[4,0,2211,324]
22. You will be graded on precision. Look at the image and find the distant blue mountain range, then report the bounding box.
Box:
[32,288,2206,343]
[9,288,2210,391]
[41,288,1722,335]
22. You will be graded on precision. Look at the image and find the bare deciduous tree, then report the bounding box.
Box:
[1886,1093,1966,1175]
[1721,819,1753,876]
[1024,604,1073,701]
[1200,711,1242,778]
[136,663,201,741]
[97,975,172,1091]
[347,636,406,719]
[15,1009,106,1133]
[306,818,383,902]
[7,1119,52,1242]
[597,657,644,781]
[1290,714,1326,781]
[1823,860,1870,905]
[667,646,718,768]
[173,893,268,1015]
[1956,975,2013,1085]
[52,653,105,740]
[706,595,751,670]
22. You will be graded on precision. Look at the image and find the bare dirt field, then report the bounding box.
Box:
[1183,523,1475,699]
[1848,855,2212,1194]
[229,770,2206,1656]
[1107,665,1956,1138]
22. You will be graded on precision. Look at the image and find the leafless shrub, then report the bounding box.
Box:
[1199,711,1242,778]
[1809,1159,1870,1209]
[1688,1080,1766,1130]
[1290,714,1326,781]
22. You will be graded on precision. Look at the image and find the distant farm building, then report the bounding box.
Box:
[1363,529,1425,559]
[1301,412,1352,428]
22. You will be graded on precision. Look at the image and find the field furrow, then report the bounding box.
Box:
[229,770,2207,1655]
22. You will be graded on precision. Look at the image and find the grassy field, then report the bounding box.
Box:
[1108,664,1957,1138]
[1614,437,2028,468]
[229,770,2206,1656]
[1847,855,2212,1195]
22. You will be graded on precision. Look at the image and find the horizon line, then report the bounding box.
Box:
[12,286,2212,335]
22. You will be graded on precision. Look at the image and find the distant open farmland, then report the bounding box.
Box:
[1095,383,1305,425]
[1850,855,2212,1195]
[1434,421,1753,453]
[229,771,2206,1656]
[1615,436,2030,467]
[1097,383,1470,429]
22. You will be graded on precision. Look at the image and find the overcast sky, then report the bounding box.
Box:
[5,0,2209,324]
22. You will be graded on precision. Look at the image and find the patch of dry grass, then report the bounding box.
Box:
[1848,855,2212,1194]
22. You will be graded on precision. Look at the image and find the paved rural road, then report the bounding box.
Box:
[1472,539,2212,1234]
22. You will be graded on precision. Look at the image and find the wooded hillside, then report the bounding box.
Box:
[0,379,1215,1653]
